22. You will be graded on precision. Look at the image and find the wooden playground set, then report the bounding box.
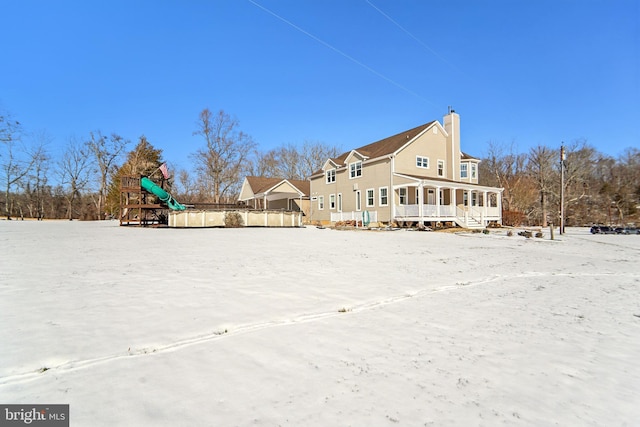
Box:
[119,175,303,228]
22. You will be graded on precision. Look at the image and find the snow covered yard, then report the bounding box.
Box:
[1,220,639,426]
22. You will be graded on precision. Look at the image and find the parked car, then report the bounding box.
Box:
[615,226,639,235]
[590,225,616,234]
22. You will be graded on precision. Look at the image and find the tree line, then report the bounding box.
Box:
[479,140,639,226]
[1,108,339,220]
[2,107,638,225]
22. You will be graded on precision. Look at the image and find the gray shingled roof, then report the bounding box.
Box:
[331,121,437,165]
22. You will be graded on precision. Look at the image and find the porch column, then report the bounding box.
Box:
[483,191,488,217]
[436,186,441,217]
[418,183,424,219]
[497,191,503,224]
[451,187,457,215]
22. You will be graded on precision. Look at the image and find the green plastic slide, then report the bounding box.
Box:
[140,177,186,211]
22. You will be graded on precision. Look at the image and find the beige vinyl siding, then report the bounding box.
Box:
[271,181,300,194]
[394,131,449,179]
[311,157,392,222]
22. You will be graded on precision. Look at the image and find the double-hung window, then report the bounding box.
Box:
[366,189,375,207]
[379,187,388,206]
[416,156,429,169]
[349,161,362,178]
[437,160,444,177]
[325,169,335,183]
[318,196,324,210]
[460,163,468,179]
[471,164,477,179]
[329,194,336,210]
[399,188,407,205]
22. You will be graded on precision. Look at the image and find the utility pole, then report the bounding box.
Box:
[560,144,565,234]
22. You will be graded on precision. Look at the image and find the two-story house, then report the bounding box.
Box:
[308,109,503,228]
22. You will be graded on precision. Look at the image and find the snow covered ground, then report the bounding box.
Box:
[1,220,639,426]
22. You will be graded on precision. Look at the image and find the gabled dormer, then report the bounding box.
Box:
[321,159,339,184]
[344,150,367,179]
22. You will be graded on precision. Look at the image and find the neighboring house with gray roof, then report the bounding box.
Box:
[308,109,503,228]
[238,176,310,217]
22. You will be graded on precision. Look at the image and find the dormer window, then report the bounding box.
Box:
[416,156,429,169]
[325,169,336,183]
[460,163,468,179]
[471,163,477,179]
[349,161,362,178]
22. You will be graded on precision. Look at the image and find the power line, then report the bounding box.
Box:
[365,0,462,75]
[247,0,439,107]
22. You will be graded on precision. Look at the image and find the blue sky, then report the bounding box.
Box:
[1,0,638,173]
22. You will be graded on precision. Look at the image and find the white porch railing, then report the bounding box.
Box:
[393,204,501,228]
[396,205,419,217]
[395,204,500,219]
[331,211,378,223]
[396,204,456,218]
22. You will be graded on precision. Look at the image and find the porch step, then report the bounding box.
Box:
[454,216,484,229]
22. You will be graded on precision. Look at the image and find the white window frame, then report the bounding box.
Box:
[471,163,477,179]
[379,187,388,206]
[416,156,429,169]
[366,188,375,207]
[437,159,445,177]
[355,190,362,211]
[325,169,336,184]
[318,196,324,210]
[349,161,362,179]
[399,187,407,205]
[337,193,342,212]
[460,163,468,179]
[329,194,335,210]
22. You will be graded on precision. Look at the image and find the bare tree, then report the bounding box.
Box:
[527,145,556,226]
[249,148,279,178]
[594,147,640,225]
[274,143,302,180]
[481,141,534,215]
[174,168,197,202]
[87,131,129,219]
[191,108,256,203]
[1,113,46,219]
[23,130,52,219]
[249,139,341,180]
[560,140,597,225]
[298,139,341,179]
[58,138,94,220]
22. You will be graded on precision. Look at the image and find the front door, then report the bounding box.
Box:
[427,189,435,205]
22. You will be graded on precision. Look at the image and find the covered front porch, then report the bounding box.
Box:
[393,179,503,228]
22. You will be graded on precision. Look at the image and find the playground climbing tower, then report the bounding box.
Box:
[119,175,166,226]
